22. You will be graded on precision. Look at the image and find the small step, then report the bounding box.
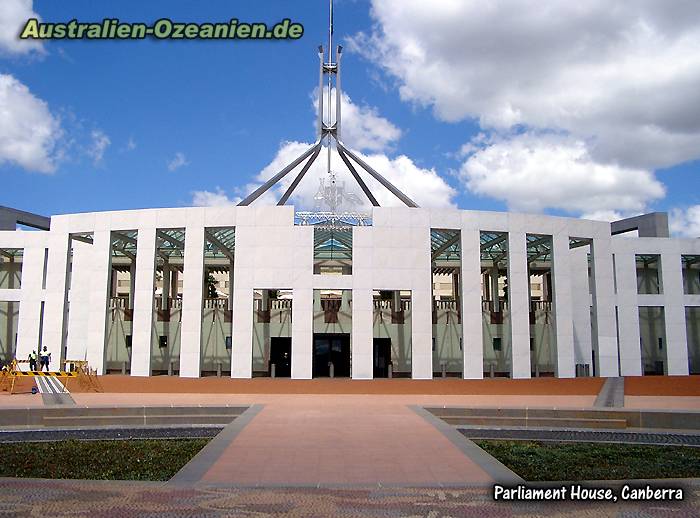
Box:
[441,415,628,429]
[42,413,241,427]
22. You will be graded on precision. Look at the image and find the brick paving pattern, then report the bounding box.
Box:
[0,479,697,517]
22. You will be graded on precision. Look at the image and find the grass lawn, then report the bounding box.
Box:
[474,440,700,481]
[0,439,209,481]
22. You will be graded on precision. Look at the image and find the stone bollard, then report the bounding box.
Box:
[329,362,334,378]
[489,363,495,378]
[271,363,276,378]
[441,362,447,378]
[122,361,127,375]
[388,364,393,379]
[169,360,176,376]
[217,361,222,377]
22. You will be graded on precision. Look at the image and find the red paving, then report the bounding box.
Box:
[201,396,495,486]
[71,375,605,395]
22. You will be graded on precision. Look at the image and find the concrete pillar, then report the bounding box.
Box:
[461,229,483,379]
[161,262,170,310]
[129,260,136,309]
[490,268,500,312]
[180,225,204,378]
[130,227,156,376]
[291,287,313,379]
[171,269,178,298]
[570,247,593,370]
[85,230,112,374]
[591,236,620,377]
[351,288,373,379]
[551,233,575,378]
[227,264,234,310]
[661,251,689,375]
[615,250,642,376]
[15,246,45,363]
[507,232,531,379]
[41,232,70,370]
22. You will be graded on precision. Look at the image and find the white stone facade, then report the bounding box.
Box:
[1,205,699,379]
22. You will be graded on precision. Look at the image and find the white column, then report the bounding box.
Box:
[661,251,689,375]
[351,287,373,379]
[570,247,593,370]
[130,227,156,376]
[161,262,170,310]
[291,287,313,379]
[591,237,620,377]
[551,233,575,378]
[461,229,483,379]
[65,240,92,361]
[490,269,500,312]
[129,261,136,309]
[179,226,204,377]
[85,230,112,374]
[41,232,70,370]
[231,286,253,378]
[411,286,433,379]
[16,246,45,361]
[615,251,641,375]
[507,232,531,378]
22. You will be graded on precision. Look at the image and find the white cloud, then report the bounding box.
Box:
[168,151,189,171]
[352,1,700,170]
[670,206,700,238]
[87,129,110,164]
[243,140,456,210]
[191,141,456,210]
[0,73,61,173]
[125,137,136,151]
[192,187,239,207]
[0,0,43,55]
[316,87,401,152]
[459,133,665,215]
[580,210,625,223]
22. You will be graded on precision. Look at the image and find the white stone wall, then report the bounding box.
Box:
[1,206,699,379]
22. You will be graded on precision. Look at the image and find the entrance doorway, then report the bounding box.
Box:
[313,333,350,377]
[269,337,291,377]
[373,338,391,378]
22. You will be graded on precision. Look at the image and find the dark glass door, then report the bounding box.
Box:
[313,334,350,377]
[373,338,391,378]
[269,337,291,377]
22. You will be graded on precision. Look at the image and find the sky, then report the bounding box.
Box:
[1,0,699,236]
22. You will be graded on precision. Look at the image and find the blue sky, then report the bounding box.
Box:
[1,1,699,236]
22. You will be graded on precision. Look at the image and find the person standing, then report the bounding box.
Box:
[28,350,37,371]
[40,347,51,372]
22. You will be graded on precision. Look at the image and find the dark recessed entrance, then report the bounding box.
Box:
[269,337,291,377]
[313,333,350,377]
[373,338,391,378]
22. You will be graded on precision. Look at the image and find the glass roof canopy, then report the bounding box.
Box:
[431,229,461,263]
[204,227,235,260]
[314,228,352,261]
[0,248,23,259]
[110,230,138,259]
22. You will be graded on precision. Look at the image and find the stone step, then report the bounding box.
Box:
[441,415,628,429]
[42,414,239,427]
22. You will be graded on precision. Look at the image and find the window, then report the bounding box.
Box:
[493,337,502,351]
[313,227,352,275]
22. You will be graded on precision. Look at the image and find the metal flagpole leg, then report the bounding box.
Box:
[277,145,323,206]
[237,141,322,206]
[337,141,419,208]
[337,145,379,206]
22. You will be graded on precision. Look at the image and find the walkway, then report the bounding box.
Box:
[171,395,518,487]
